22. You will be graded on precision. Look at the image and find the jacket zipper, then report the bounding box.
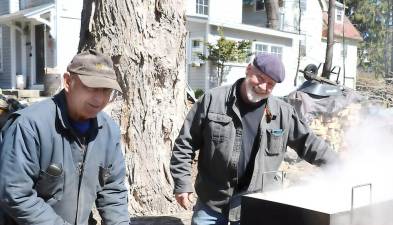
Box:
[75,137,87,225]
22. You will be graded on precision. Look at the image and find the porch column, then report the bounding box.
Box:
[21,23,27,84]
[10,24,16,89]
[30,23,36,86]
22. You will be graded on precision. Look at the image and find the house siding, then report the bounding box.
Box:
[317,39,358,89]
[188,66,207,90]
[187,21,207,90]
[0,26,12,88]
[0,0,9,15]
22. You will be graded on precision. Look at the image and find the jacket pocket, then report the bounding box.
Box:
[265,128,285,156]
[35,169,64,202]
[99,165,112,187]
[207,113,232,142]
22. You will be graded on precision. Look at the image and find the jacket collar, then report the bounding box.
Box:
[228,78,279,122]
[53,90,103,131]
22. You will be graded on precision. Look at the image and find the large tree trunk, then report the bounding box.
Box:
[322,0,335,79]
[78,0,187,216]
[265,0,280,29]
[390,0,393,76]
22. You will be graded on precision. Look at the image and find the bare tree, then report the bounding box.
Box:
[265,0,280,29]
[79,0,187,216]
[322,0,335,78]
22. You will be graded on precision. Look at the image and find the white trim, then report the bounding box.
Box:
[0,3,55,25]
[31,17,51,27]
[223,62,248,67]
[186,15,209,22]
[9,0,19,13]
[209,21,299,40]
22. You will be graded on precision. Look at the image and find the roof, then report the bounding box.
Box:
[322,12,363,42]
[0,3,54,24]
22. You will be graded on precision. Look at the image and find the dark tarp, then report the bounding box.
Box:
[285,88,365,123]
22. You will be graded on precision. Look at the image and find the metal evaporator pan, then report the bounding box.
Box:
[241,184,393,225]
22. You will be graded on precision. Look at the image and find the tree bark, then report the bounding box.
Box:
[265,0,280,29]
[390,0,393,76]
[322,0,335,78]
[79,0,187,216]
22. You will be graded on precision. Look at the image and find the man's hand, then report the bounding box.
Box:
[175,192,194,210]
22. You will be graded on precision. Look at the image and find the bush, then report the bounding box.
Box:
[194,89,204,99]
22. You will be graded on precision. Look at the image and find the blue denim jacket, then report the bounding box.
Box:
[0,90,129,225]
[170,79,337,221]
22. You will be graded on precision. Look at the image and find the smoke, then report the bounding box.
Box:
[263,105,393,225]
[326,105,393,202]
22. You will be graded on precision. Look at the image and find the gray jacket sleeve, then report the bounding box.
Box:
[96,141,129,225]
[170,94,209,193]
[286,107,338,166]
[0,121,72,225]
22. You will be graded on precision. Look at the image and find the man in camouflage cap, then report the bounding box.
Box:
[0,49,129,225]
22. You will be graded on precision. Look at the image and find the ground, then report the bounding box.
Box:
[129,212,192,225]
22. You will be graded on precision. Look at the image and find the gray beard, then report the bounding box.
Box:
[245,82,267,103]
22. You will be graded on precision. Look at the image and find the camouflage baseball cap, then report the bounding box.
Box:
[67,49,122,92]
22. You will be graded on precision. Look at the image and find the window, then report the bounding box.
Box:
[254,43,268,54]
[254,42,283,59]
[0,27,3,72]
[271,46,283,58]
[196,0,208,15]
[255,0,265,11]
[190,39,204,66]
[336,7,344,22]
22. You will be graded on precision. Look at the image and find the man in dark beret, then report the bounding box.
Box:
[170,53,337,224]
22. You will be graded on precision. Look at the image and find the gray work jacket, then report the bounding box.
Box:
[170,79,337,221]
[0,90,129,225]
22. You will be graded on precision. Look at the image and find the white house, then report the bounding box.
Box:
[185,0,362,96]
[299,0,362,89]
[0,0,82,90]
